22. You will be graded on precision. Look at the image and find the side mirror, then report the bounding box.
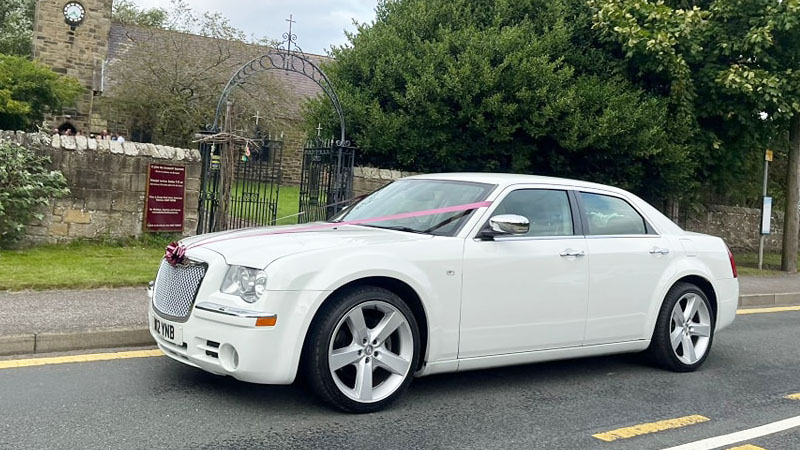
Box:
[480,214,529,240]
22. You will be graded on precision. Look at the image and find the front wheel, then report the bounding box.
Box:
[303,286,421,413]
[647,282,715,372]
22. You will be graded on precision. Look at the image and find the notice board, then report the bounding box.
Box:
[144,164,186,232]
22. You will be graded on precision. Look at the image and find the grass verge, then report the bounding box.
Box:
[733,251,794,277]
[1,185,302,291]
[0,237,172,291]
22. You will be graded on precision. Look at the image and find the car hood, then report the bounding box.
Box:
[181,224,433,268]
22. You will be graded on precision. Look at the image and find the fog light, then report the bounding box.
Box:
[219,343,239,372]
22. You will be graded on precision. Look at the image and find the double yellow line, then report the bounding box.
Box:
[0,349,163,370]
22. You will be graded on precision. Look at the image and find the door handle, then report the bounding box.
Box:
[649,247,670,255]
[560,249,585,257]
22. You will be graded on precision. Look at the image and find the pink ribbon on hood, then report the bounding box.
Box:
[165,200,493,265]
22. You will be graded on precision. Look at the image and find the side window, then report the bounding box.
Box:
[580,192,647,235]
[491,189,574,237]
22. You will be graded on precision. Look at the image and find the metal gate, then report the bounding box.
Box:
[298,138,356,223]
[197,132,284,234]
[196,18,356,231]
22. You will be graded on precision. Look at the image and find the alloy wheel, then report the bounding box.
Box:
[669,293,712,365]
[328,300,414,403]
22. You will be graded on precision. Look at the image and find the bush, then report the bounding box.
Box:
[0,54,83,130]
[0,141,69,247]
[304,0,697,202]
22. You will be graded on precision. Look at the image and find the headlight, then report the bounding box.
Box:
[220,265,267,303]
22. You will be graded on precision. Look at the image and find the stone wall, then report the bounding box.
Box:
[683,204,784,252]
[352,167,419,197]
[1,131,201,244]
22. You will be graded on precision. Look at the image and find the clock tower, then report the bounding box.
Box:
[32,0,113,132]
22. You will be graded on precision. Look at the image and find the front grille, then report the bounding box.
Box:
[153,259,207,321]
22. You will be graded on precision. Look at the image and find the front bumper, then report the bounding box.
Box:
[148,277,329,385]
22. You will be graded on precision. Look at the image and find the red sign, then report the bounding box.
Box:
[144,164,186,232]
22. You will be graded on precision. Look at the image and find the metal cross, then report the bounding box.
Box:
[253,111,262,126]
[316,123,323,137]
[286,15,296,52]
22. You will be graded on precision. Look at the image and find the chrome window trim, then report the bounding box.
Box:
[478,235,585,242]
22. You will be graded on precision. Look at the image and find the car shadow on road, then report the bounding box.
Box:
[149,351,659,414]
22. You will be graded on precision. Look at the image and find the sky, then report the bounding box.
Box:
[131,0,378,55]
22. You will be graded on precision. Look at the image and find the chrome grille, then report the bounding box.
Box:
[153,259,206,321]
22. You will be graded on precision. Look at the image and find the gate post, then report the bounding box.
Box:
[196,128,217,234]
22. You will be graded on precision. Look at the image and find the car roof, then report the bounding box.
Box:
[405,172,625,193]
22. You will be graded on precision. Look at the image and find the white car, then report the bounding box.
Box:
[148,173,739,412]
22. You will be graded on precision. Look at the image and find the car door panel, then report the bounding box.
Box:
[459,187,589,358]
[583,236,674,344]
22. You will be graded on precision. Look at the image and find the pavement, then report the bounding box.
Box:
[0,275,799,356]
[1,309,798,449]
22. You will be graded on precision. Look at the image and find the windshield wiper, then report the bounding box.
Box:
[361,224,427,234]
[422,210,472,234]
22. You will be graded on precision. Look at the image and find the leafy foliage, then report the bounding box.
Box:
[0,0,34,57]
[590,0,800,205]
[0,141,69,247]
[304,0,696,201]
[112,0,168,28]
[0,54,83,130]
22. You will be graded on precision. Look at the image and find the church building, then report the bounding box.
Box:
[31,0,329,140]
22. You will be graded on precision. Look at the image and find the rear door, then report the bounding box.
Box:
[578,190,676,345]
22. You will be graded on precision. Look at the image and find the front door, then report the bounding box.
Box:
[459,188,589,358]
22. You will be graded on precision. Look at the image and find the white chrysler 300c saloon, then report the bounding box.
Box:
[149,173,739,412]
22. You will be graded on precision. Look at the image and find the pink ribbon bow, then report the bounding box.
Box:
[165,241,187,266]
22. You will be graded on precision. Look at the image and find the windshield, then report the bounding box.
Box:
[332,179,496,236]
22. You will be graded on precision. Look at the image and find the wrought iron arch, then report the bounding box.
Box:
[211,48,347,145]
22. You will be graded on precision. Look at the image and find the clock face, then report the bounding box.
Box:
[63,2,86,26]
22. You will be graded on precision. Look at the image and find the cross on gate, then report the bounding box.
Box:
[286,15,296,52]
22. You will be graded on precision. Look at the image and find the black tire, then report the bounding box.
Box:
[302,286,421,413]
[647,282,715,372]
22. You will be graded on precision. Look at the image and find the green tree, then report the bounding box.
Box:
[304,0,696,202]
[591,0,800,270]
[0,141,69,247]
[112,0,168,28]
[0,0,35,56]
[0,54,83,130]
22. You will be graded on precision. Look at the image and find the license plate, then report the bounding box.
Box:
[153,316,183,346]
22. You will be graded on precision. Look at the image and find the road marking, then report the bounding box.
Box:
[737,306,800,315]
[593,415,710,442]
[786,393,800,400]
[0,349,163,370]
[661,415,800,450]
[724,445,767,450]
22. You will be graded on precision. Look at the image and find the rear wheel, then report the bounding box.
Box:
[648,282,714,372]
[303,286,421,413]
